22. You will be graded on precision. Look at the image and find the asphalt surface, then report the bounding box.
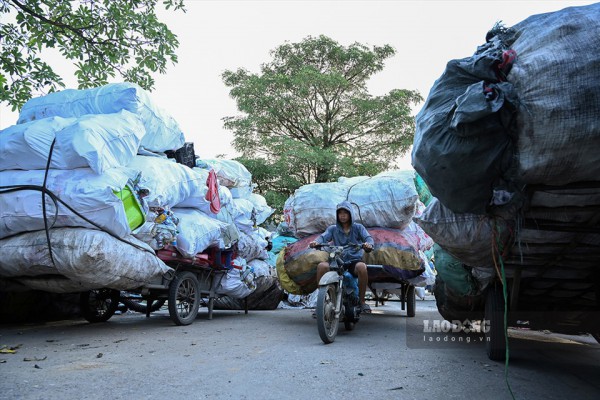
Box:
[1,298,599,400]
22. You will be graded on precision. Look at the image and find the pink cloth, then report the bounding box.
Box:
[205,169,221,214]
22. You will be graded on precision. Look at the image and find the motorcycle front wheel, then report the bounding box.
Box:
[317,284,339,344]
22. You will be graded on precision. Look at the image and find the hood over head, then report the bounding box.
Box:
[336,200,354,225]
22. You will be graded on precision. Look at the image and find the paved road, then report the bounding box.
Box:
[1,298,598,400]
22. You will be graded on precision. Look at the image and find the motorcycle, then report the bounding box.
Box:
[313,243,370,344]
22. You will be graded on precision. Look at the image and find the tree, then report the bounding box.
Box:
[0,0,185,110]
[222,35,422,204]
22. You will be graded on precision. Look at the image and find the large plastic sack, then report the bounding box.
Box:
[197,159,252,188]
[363,228,423,279]
[215,263,256,298]
[283,170,418,238]
[346,170,418,229]
[275,249,310,295]
[0,111,144,174]
[0,116,75,170]
[127,156,207,208]
[413,4,600,215]
[229,198,257,234]
[280,235,328,294]
[248,259,273,278]
[400,221,434,252]
[268,234,298,267]
[236,231,269,262]
[283,182,348,238]
[173,208,229,257]
[412,36,516,214]
[508,4,600,184]
[433,244,479,297]
[246,193,274,225]
[0,167,136,239]
[414,197,511,267]
[0,228,172,293]
[17,82,184,152]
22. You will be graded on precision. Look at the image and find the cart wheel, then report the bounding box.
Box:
[80,289,120,323]
[406,285,416,317]
[122,297,166,314]
[485,285,507,361]
[168,271,200,326]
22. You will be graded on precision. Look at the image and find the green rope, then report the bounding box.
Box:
[495,224,516,399]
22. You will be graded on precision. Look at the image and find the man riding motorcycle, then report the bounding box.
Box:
[309,201,374,314]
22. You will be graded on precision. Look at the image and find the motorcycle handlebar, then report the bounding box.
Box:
[311,243,373,253]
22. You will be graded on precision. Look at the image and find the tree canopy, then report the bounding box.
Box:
[0,0,185,110]
[223,35,422,210]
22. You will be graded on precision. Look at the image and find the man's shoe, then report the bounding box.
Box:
[359,303,371,314]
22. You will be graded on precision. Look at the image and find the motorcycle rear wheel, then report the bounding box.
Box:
[317,284,339,344]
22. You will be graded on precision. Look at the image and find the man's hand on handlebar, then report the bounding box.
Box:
[309,241,320,249]
[362,243,373,252]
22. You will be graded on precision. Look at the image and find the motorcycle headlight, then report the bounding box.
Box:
[330,252,335,258]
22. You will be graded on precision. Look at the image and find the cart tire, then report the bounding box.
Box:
[406,285,416,317]
[317,284,339,344]
[168,271,200,326]
[122,298,166,314]
[485,285,507,361]
[80,289,120,323]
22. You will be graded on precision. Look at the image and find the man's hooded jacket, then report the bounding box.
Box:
[314,201,374,262]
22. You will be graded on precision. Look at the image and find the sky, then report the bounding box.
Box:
[0,0,597,168]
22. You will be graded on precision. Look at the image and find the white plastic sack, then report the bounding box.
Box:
[246,193,274,225]
[173,208,230,257]
[127,156,207,208]
[0,167,135,239]
[283,170,418,237]
[347,170,418,229]
[0,116,76,171]
[0,228,172,293]
[215,264,256,298]
[237,231,269,262]
[198,159,252,188]
[231,198,257,234]
[192,167,233,208]
[337,175,370,185]
[17,82,184,152]
[283,182,347,238]
[229,185,253,199]
[248,259,272,278]
[0,110,144,174]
